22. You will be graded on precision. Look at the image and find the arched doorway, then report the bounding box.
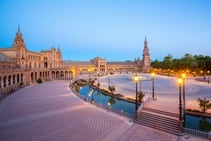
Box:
[31,72,34,83]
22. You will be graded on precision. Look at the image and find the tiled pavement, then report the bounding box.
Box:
[0,80,205,141]
[119,124,177,141]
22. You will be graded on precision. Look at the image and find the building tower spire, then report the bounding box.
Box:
[13,25,25,49]
[18,24,20,33]
[142,36,151,72]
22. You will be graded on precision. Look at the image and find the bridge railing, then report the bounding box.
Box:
[183,127,208,138]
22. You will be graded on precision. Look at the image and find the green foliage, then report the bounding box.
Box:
[197,98,211,113]
[19,82,24,86]
[108,85,116,94]
[151,54,211,72]
[36,78,43,83]
[138,91,145,102]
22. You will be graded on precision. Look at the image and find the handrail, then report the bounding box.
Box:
[183,127,208,138]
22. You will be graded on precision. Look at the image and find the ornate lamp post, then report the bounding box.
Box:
[108,73,110,87]
[182,73,186,127]
[207,70,210,84]
[133,73,140,118]
[151,72,155,100]
[177,78,183,129]
[97,72,100,87]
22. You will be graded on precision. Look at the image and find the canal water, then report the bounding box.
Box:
[186,114,211,132]
[77,85,211,132]
[79,85,135,117]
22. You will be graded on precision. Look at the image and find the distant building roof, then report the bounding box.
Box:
[0,52,12,62]
[63,60,93,65]
[91,56,104,61]
[107,61,135,65]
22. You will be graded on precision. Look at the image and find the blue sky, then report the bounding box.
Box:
[0,0,211,61]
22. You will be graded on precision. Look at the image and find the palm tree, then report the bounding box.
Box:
[197,98,211,113]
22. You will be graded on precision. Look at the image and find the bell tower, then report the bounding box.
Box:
[13,25,26,49]
[142,36,151,72]
[13,25,27,68]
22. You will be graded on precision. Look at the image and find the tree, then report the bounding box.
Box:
[138,91,145,102]
[108,85,116,94]
[151,59,162,69]
[151,53,211,73]
[197,98,211,113]
[163,54,173,69]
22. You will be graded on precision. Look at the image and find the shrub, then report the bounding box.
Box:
[19,82,24,86]
[108,85,116,94]
[36,78,43,84]
[197,98,211,113]
[138,91,145,102]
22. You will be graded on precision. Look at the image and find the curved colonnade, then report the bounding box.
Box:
[0,68,73,96]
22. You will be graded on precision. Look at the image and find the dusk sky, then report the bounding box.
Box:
[0,0,211,61]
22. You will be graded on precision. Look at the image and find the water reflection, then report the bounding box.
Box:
[186,114,211,132]
[199,117,211,132]
[76,85,135,117]
[108,97,116,105]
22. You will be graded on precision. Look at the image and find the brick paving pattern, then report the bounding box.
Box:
[0,80,202,141]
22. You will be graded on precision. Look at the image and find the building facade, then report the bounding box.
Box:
[63,36,151,76]
[0,27,72,96]
[0,27,151,96]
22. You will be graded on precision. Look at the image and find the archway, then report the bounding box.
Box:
[31,72,34,83]
[8,75,11,86]
[3,76,6,87]
[13,74,16,84]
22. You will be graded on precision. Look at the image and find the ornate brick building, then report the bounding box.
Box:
[63,36,151,76]
[0,27,72,95]
[0,27,151,96]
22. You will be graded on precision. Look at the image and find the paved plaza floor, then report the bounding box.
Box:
[0,80,208,141]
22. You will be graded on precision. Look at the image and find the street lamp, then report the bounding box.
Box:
[108,73,110,87]
[133,73,140,118]
[97,72,100,87]
[151,72,155,100]
[177,78,183,129]
[182,73,186,127]
[207,70,210,84]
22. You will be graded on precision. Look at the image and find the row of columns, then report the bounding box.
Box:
[30,71,50,83]
[0,73,23,89]
[52,71,72,80]
[0,69,73,96]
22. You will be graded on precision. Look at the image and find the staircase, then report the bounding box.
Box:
[135,107,183,135]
